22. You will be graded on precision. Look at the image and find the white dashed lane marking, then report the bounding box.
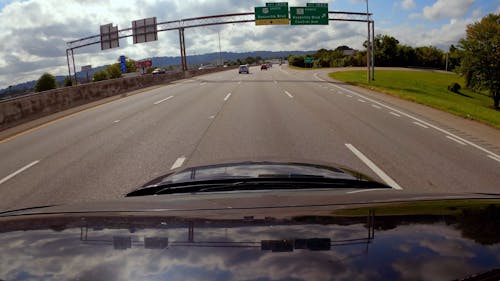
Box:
[154,96,174,105]
[0,160,40,185]
[170,157,186,170]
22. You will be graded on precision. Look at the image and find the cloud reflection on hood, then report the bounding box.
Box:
[1,216,499,281]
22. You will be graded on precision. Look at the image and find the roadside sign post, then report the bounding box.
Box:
[304,57,314,68]
[119,55,127,73]
[81,65,92,83]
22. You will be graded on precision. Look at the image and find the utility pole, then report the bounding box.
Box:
[445,52,449,72]
[366,0,371,82]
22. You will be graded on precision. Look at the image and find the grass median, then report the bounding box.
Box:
[329,70,499,128]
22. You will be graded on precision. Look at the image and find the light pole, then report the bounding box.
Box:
[218,31,222,66]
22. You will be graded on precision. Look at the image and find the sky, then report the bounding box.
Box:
[0,0,498,89]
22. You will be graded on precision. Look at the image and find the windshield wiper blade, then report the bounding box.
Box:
[126,177,391,197]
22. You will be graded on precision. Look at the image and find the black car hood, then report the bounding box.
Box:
[1,192,500,281]
[138,161,376,187]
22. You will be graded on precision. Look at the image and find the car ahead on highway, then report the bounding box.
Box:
[151,68,166,75]
[1,161,499,281]
[260,64,268,70]
[238,64,249,74]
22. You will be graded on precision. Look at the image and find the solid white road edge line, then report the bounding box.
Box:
[372,104,382,109]
[313,72,500,160]
[0,160,40,185]
[154,95,174,105]
[224,93,232,101]
[487,155,500,163]
[389,112,401,117]
[413,121,429,129]
[170,157,186,170]
[345,144,403,190]
[284,91,293,98]
[446,135,466,146]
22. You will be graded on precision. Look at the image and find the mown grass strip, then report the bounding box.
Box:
[329,70,499,128]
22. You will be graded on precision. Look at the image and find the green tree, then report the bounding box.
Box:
[458,13,500,109]
[125,59,137,73]
[93,70,109,81]
[244,56,256,65]
[63,76,73,87]
[415,46,444,68]
[352,51,367,66]
[396,45,417,67]
[366,34,400,66]
[447,44,462,71]
[35,73,57,92]
[288,55,305,67]
[106,63,122,79]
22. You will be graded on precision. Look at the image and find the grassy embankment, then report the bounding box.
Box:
[329,70,499,128]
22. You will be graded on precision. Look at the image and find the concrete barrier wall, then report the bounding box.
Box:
[0,66,237,131]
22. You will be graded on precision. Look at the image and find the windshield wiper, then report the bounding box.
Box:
[126,177,391,197]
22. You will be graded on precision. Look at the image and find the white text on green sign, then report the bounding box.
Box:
[290,6,329,25]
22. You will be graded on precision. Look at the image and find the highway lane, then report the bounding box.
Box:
[0,66,499,211]
[276,67,500,192]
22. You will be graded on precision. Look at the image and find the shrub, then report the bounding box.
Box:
[93,70,109,82]
[106,64,122,79]
[448,82,461,93]
[35,73,57,92]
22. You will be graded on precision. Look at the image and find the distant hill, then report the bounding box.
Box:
[152,50,315,66]
[0,50,314,98]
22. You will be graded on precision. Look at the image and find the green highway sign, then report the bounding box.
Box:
[290,4,329,25]
[304,57,314,64]
[255,3,289,25]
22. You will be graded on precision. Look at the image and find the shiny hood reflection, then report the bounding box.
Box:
[1,206,500,281]
[144,161,372,186]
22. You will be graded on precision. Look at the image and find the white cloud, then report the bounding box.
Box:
[422,0,475,20]
[0,0,492,89]
[408,13,421,19]
[381,8,483,50]
[0,0,364,89]
[400,0,416,10]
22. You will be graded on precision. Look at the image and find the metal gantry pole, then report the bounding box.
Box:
[371,20,375,80]
[218,31,222,66]
[182,29,187,70]
[71,49,77,85]
[178,28,187,72]
[66,49,72,84]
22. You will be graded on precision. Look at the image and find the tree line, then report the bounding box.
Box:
[288,36,459,70]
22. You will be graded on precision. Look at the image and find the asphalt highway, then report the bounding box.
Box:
[1,65,499,211]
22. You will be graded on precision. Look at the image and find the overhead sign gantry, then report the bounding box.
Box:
[66,2,374,83]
